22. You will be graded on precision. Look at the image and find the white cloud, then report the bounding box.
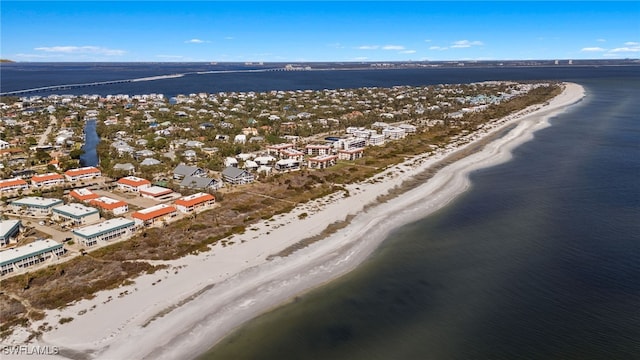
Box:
[185,38,208,44]
[429,46,448,51]
[224,37,234,40]
[597,38,607,42]
[14,53,64,59]
[424,39,432,43]
[352,57,369,61]
[157,55,185,59]
[34,46,125,56]
[581,47,606,52]
[624,41,639,46]
[451,40,484,48]
[400,50,416,54]
[358,45,380,50]
[609,47,640,53]
[382,45,405,50]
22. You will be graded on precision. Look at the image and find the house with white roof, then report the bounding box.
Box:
[52,203,101,226]
[0,239,65,276]
[72,218,136,247]
[10,197,63,215]
[0,220,21,246]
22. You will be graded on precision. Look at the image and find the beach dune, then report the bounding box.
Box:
[4,83,585,360]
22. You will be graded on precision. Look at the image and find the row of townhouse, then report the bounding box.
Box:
[0,239,65,276]
[0,166,102,193]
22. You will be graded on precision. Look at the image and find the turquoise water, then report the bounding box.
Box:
[200,76,640,359]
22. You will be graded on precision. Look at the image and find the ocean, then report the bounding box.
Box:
[2,64,639,359]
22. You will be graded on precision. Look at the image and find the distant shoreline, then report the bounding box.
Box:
[4,83,585,360]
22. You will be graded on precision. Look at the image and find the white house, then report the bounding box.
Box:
[72,218,136,247]
[52,203,101,226]
[0,239,65,276]
[116,176,151,192]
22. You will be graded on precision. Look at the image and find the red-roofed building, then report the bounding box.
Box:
[132,204,177,226]
[139,186,173,199]
[338,147,365,161]
[305,144,332,156]
[31,173,65,188]
[307,154,338,169]
[266,143,294,156]
[0,178,28,193]
[69,188,100,203]
[64,167,101,182]
[116,176,151,192]
[90,197,129,215]
[174,193,215,214]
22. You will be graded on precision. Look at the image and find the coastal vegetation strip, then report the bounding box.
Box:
[0,81,561,339]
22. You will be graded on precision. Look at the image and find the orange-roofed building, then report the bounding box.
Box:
[69,188,100,202]
[174,193,215,214]
[31,173,65,188]
[90,197,129,215]
[64,167,101,182]
[132,204,177,226]
[0,178,28,193]
[116,176,151,192]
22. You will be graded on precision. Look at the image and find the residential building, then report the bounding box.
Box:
[0,178,28,193]
[173,164,206,180]
[307,154,338,169]
[221,167,255,185]
[368,133,385,146]
[90,197,129,215]
[30,173,65,188]
[398,123,417,133]
[10,197,63,215]
[0,139,10,150]
[174,193,215,214]
[52,203,100,226]
[0,220,21,246]
[179,176,222,190]
[116,176,151,192]
[72,218,136,247]
[266,143,294,156]
[338,147,365,161]
[64,166,101,182]
[383,126,407,140]
[69,188,100,203]
[139,186,173,199]
[281,148,305,162]
[275,159,301,172]
[305,144,332,156]
[0,239,65,276]
[132,204,178,226]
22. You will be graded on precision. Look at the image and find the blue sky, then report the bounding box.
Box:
[1,1,638,62]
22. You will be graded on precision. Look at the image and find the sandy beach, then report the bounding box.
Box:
[3,83,585,360]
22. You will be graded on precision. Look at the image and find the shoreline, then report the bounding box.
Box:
[3,83,586,360]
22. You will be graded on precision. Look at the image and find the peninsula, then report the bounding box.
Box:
[0,81,585,359]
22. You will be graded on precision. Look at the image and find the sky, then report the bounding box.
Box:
[1,1,639,62]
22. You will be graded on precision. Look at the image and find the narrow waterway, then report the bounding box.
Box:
[79,119,100,167]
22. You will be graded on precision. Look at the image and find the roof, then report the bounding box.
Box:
[338,147,365,154]
[175,193,215,208]
[222,167,250,179]
[65,166,101,177]
[305,144,331,149]
[309,154,338,162]
[11,197,63,208]
[0,239,63,267]
[173,164,203,176]
[90,197,128,210]
[132,204,177,221]
[180,176,218,189]
[0,178,28,188]
[52,203,99,219]
[139,186,173,197]
[70,188,100,201]
[267,143,294,150]
[0,219,21,237]
[31,173,64,182]
[72,218,135,239]
[117,176,151,187]
[113,163,135,171]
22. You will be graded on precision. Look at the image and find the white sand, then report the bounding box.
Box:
[3,83,585,360]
